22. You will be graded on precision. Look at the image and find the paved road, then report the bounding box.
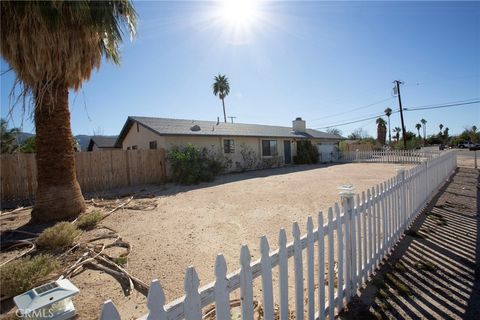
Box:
[340,167,480,320]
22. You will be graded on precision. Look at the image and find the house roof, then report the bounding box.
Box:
[87,136,118,151]
[116,116,343,147]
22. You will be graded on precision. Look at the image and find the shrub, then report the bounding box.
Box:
[76,211,103,230]
[167,144,230,184]
[0,254,58,297]
[294,140,319,164]
[36,222,81,249]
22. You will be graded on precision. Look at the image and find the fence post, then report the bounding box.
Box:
[338,184,355,301]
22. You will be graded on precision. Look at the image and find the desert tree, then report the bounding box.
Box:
[212,74,230,123]
[384,107,392,145]
[421,118,427,143]
[376,117,387,145]
[415,123,422,138]
[1,1,137,222]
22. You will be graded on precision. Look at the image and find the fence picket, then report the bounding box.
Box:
[327,208,335,320]
[335,203,344,311]
[260,236,274,320]
[184,267,202,320]
[293,222,304,320]
[214,254,230,320]
[355,194,362,290]
[350,195,357,295]
[361,191,368,283]
[317,212,326,320]
[101,300,121,320]
[306,217,315,320]
[146,280,167,320]
[367,189,373,274]
[240,245,254,320]
[278,229,288,320]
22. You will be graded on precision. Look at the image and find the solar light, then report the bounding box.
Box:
[13,279,79,320]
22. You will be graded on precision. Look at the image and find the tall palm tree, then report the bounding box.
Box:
[421,118,427,143]
[384,107,392,145]
[393,127,401,142]
[439,123,444,134]
[376,117,387,145]
[212,74,230,123]
[1,1,136,222]
[415,123,422,138]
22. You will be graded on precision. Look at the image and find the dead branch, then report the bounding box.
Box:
[0,240,36,267]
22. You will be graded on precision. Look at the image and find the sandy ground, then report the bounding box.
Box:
[456,149,479,168]
[1,162,413,319]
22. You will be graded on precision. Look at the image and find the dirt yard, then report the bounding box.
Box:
[1,162,413,319]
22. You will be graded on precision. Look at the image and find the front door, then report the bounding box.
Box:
[284,140,292,164]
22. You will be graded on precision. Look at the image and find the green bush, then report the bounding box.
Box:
[294,140,319,164]
[36,222,81,249]
[76,211,103,230]
[0,254,58,297]
[167,144,230,184]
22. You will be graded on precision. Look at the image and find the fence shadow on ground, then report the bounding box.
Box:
[342,167,480,320]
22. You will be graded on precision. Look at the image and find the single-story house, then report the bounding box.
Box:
[87,136,119,151]
[115,116,344,170]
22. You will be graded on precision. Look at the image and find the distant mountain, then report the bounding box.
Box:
[14,132,35,144]
[75,135,92,151]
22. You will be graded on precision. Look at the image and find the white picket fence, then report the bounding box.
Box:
[100,151,457,320]
[336,149,440,164]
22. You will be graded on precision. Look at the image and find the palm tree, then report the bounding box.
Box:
[415,123,422,138]
[439,123,444,134]
[1,1,136,222]
[384,107,392,145]
[213,74,230,123]
[421,118,427,143]
[393,127,401,142]
[376,117,387,145]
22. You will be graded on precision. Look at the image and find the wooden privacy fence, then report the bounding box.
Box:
[0,149,166,202]
[335,149,440,164]
[100,150,457,320]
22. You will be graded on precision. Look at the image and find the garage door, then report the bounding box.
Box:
[318,144,335,163]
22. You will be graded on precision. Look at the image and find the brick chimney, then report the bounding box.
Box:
[292,117,306,132]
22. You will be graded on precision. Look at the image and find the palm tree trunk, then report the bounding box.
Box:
[387,117,391,145]
[31,84,85,222]
[222,98,227,123]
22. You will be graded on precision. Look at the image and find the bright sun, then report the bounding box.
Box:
[219,0,259,27]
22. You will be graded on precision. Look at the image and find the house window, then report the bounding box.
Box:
[262,140,278,156]
[127,147,131,150]
[132,145,138,150]
[149,141,157,149]
[223,139,235,153]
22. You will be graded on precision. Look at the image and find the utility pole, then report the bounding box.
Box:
[394,80,407,149]
[227,116,236,123]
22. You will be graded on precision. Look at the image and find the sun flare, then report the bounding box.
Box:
[219,0,259,27]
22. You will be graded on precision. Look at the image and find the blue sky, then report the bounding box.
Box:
[1,1,479,138]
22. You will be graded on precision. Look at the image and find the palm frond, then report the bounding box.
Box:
[1,0,137,91]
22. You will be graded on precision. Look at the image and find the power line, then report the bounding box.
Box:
[313,98,479,129]
[309,96,394,123]
[404,99,480,111]
[314,110,400,129]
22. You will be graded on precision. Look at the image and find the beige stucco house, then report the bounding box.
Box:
[115,116,343,171]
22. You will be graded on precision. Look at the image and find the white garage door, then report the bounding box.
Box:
[318,144,335,163]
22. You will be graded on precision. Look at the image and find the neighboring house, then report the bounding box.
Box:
[115,116,343,170]
[87,136,119,151]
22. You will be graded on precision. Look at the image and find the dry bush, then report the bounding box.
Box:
[0,254,58,297]
[36,222,81,249]
[76,211,103,230]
